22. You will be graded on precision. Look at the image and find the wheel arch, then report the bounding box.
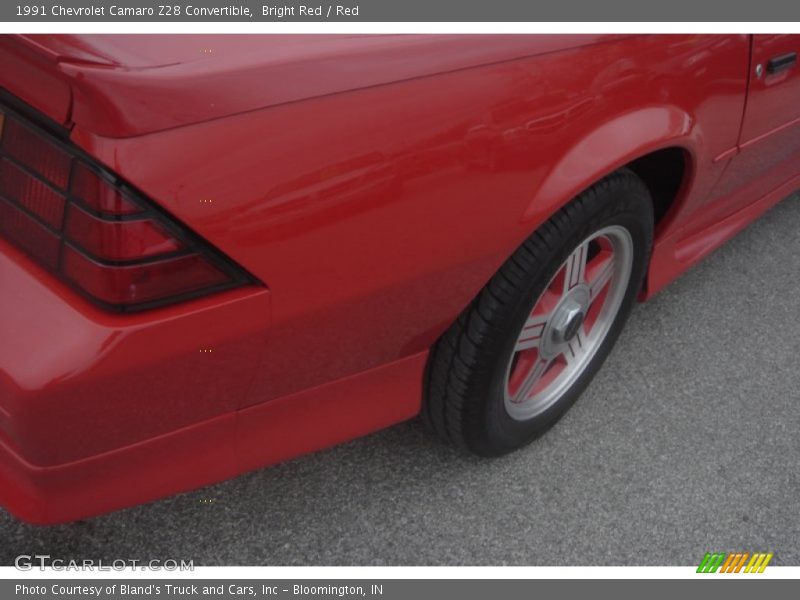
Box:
[523,106,697,236]
[626,146,690,233]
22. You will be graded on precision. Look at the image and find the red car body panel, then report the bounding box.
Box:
[0,34,797,523]
[18,34,625,137]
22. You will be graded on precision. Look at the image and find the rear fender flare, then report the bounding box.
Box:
[523,106,698,228]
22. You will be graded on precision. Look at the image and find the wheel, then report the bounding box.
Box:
[423,169,653,456]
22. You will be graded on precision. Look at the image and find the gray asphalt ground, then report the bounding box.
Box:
[1,196,799,566]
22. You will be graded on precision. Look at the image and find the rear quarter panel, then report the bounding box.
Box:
[72,34,749,408]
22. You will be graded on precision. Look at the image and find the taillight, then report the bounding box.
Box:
[0,103,255,311]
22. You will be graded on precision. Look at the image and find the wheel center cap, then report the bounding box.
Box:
[551,299,585,345]
[561,310,584,342]
[540,285,591,357]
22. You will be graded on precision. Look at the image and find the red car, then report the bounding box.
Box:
[0,34,797,524]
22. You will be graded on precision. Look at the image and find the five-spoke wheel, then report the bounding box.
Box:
[504,225,634,420]
[424,169,653,456]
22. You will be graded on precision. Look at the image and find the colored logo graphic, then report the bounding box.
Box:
[697,552,773,573]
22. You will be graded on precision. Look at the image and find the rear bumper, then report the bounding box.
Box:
[0,236,268,523]
[0,239,423,524]
[0,237,271,469]
[0,411,238,525]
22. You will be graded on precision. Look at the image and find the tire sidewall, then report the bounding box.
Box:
[472,180,653,455]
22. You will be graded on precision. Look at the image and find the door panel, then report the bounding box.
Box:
[710,34,800,218]
[741,35,800,143]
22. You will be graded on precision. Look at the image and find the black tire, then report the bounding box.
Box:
[423,169,653,456]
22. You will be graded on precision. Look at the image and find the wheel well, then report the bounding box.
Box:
[625,147,688,227]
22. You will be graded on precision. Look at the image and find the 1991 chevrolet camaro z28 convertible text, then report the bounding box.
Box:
[0,34,797,524]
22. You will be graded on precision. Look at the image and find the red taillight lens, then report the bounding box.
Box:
[65,204,183,261]
[3,116,71,189]
[62,247,231,306]
[0,158,66,228]
[0,196,61,269]
[0,104,254,311]
[70,162,142,216]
